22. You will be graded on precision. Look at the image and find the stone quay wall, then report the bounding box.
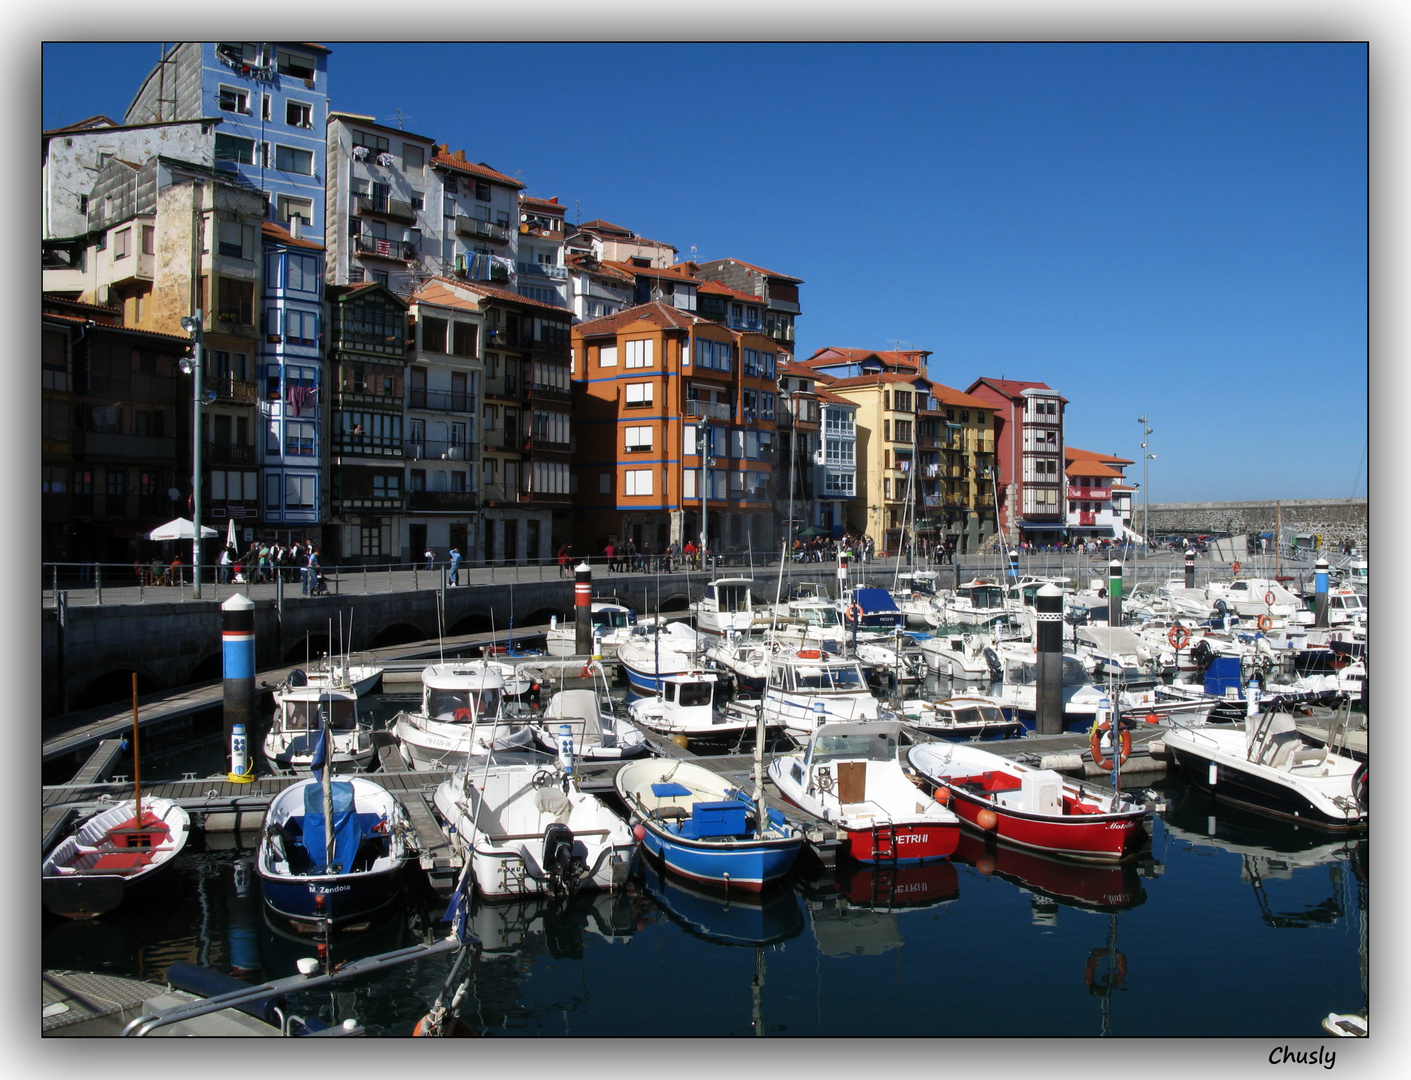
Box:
[1143,499,1368,551]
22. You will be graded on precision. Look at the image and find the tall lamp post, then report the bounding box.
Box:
[1137,414,1154,551]
[696,421,712,572]
[180,310,214,598]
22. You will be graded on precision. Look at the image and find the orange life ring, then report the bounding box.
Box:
[1168,625,1190,650]
[1265,590,1276,606]
[453,707,476,722]
[1085,948,1128,993]
[1090,719,1132,770]
[1232,561,1242,574]
[847,604,864,623]
[1257,614,1272,631]
[581,663,594,679]
[797,648,822,659]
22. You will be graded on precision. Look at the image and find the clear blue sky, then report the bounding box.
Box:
[42,42,1368,504]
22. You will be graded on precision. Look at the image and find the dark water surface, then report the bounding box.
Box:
[42,689,1368,1038]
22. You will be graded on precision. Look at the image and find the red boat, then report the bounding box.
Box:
[907,741,1149,863]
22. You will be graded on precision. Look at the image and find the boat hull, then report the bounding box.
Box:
[836,818,959,865]
[636,826,803,891]
[258,863,407,926]
[42,799,191,919]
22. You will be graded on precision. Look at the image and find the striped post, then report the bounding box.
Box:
[1107,559,1123,627]
[1008,548,1019,580]
[575,561,593,656]
[222,594,256,783]
[1035,583,1064,735]
[1184,547,1196,589]
[1314,557,1330,628]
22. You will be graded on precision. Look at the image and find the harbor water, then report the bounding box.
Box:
[40,683,1367,1038]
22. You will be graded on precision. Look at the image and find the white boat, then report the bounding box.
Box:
[990,642,1108,731]
[1161,694,1367,831]
[939,578,1012,625]
[852,634,929,685]
[768,720,960,864]
[897,694,1025,741]
[392,662,530,771]
[265,680,375,773]
[628,671,781,752]
[616,619,704,696]
[256,775,413,926]
[303,652,384,697]
[535,684,651,760]
[43,797,191,919]
[891,570,943,627]
[760,647,881,738]
[1205,577,1303,621]
[544,599,637,659]
[433,755,637,901]
[692,577,762,638]
[1072,624,1171,685]
[913,621,1006,680]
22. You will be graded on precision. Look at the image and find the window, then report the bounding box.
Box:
[275,145,314,175]
[421,316,448,353]
[624,339,654,368]
[218,218,248,258]
[624,469,653,496]
[215,133,254,164]
[142,225,155,254]
[743,348,758,376]
[599,345,618,368]
[285,475,316,509]
[105,469,126,496]
[475,181,491,201]
[895,420,912,443]
[262,94,271,122]
[284,422,316,456]
[276,49,316,80]
[625,426,653,452]
[600,473,612,494]
[276,195,313,229]
[894,390,912,413]
[693,338,732,371]
[217,279,254,324]
[113,227,131,259]
[372,474,401,499]
[762,392,776,420]
[409,469,426,492]
[353,130,389,155]
[286,100,313,128]
[217,85,249,114]
[402,143,425,170]
[452,322,477,358]
[624,382,653,408]
[759,351,776,378]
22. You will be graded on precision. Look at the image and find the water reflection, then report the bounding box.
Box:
[644,871,805,948]
[951,831,1150,914]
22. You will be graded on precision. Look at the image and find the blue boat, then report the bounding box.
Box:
[616,619,702,697]
[255,776,413,927]
[615,759,803,892]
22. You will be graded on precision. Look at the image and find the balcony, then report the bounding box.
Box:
[483,376,520,399]
[333,495,405,512]
[517,261,568,280]
[1078,511,1097,526]
[354,234,417,262]
[481,428,507,449]
[407,490,479,513]
[407,440,470,461]
[205,442,257,466]
[455,215,509,244]
[331,434,402,457]
[479,483,513,504]
[684,400,731,422]
[520,489,572,506]
[357,195,417,223]
[1067,485,1112,501]
[204,375,259,404]
[408,389,473,412]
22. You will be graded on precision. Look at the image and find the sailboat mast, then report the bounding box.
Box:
[131,673,142,824]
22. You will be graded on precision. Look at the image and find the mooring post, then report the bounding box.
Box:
[1107,559,1123,627]
[1184,547,1196,590]
[1008,548,1019,581]
[1314,556,1330,628]
[575,561,593,656]
[222,593,256,783]
[1035,583,1064,736]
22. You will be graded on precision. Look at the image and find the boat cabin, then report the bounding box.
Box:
[420,665,506,724]
[768,653,869,693]
[706,579,756,613]
[276,692,359,732]
[1000,650,1092,688]
[958,581,1006,611]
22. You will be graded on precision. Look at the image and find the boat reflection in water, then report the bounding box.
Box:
[802,860,961,960]
[951,831,1150,914]
[467,889,641,960]
[644,871,806,948]
[833,859,960,911]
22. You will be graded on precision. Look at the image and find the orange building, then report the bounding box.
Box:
[571,301,782,559]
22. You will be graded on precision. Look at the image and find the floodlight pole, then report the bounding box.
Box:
[184,310,206,598]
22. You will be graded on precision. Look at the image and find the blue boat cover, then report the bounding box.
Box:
[302,781,359,874]
[852,588,901,614]
[651,782,692,797]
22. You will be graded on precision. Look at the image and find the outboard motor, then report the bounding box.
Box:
[983,646,1003,684]
[542,823,584,896]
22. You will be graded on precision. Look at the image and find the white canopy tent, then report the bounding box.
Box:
[148,517,219,541]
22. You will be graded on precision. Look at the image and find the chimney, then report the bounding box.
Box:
[288,215,302,240]
[453,149,466,162]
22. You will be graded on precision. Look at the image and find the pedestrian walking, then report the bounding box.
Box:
[604,541,616,573]
[304,545,319,595]
[449,547,462,586]
[425,546,435,571]
[558,545,570,577]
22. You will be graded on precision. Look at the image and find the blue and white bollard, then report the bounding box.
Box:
[223,594,256,782]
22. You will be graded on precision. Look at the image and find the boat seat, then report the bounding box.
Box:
[651,805,690,821]
[1258,731,1305,769]
[1287,746,1327,768]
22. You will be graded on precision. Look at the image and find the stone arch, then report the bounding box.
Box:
[283,633,333,666]
[367,621,435,649]
[185,651,224,686]
[68,661,166,712]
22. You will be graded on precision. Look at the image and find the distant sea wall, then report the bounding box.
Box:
[1143,498,1367,550]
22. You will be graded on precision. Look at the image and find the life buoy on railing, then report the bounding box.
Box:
[581,663,594,679]
[1168,625,1191,650]
[1090,719,1132,770]
[847,604,864,624]
[1265,590,1276,606]
[453,707,476,722]
[1085,948,1128,994]
[797,648,822,659]
[1232,561,1243,574]
[1257,614,1272,631]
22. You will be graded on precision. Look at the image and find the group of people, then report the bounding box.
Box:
[424,546,464,585]
[215,539,325,595]
[602,538,689,573]
[792,534,876,564]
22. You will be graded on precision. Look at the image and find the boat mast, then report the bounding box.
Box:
[131,673,142,824]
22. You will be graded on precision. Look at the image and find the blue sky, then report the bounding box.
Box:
[42,42,1368,503]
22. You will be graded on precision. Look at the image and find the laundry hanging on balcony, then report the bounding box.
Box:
[286,385,318,417]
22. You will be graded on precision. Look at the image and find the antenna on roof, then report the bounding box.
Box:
[574,200,581,227]
[377,110,413,129]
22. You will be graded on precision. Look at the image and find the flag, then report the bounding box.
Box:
[310,706,329,781]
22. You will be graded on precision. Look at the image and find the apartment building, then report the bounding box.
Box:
[325,114,523,297]
[1064,446,1137,543]
[123,42,331,242]
[775,360,826,538]
[813,387,859,539]
[966,378,1068,548]
[922,383,998,554]
[572,302,781,558]
[325,282,410,564]
[693,258,802,362]
[516,195,570,308]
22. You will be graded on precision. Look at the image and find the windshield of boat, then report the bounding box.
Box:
[947,703,1005,726]
[1002,655,1091,686]
[716,584,753,612]
[673,681,714,708]
[594,609,632,628]
[782,661,867,692]
[280,698,358,731]
[427,687,502,722]
[967,586,1005,608]
[796,605,840,627]
[812,729,896,762]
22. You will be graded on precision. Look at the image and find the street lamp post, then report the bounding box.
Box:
[1137,414,1154,551]
[180,311,211,598]
[696,421,711,573]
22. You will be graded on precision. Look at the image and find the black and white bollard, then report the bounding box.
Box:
[222,593,256,782]
[1184,547,1196,590]
[575,561,593,656]
[1035,583,1064,736]
[1107,560,1123,626]
[1008,548,1019,581]
[1313,557,1330,628]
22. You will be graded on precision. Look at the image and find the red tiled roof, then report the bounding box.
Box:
[573,301,707,337]
[520,194,564,211]
[967,376,1068,406]
[926,382,993,410]
[704,257,802,284]
[826,371,933,390]
[1066,445,1135,467]
[577,219,633,237]
[43,114,120,134]
[431,148,523,188]
[41,311,191,344]
[328,112,437,145]
[801,346,931,369]
[813,387,858,406]
[1065,461,1124,480]
[697,280,762,304]
[409,279,483,313]
[599,260,697,282]
[261,222,325,251]
[416,275,569,313]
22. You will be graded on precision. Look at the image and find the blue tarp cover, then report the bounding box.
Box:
[303,781,359,874]
[852,588,901,614]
